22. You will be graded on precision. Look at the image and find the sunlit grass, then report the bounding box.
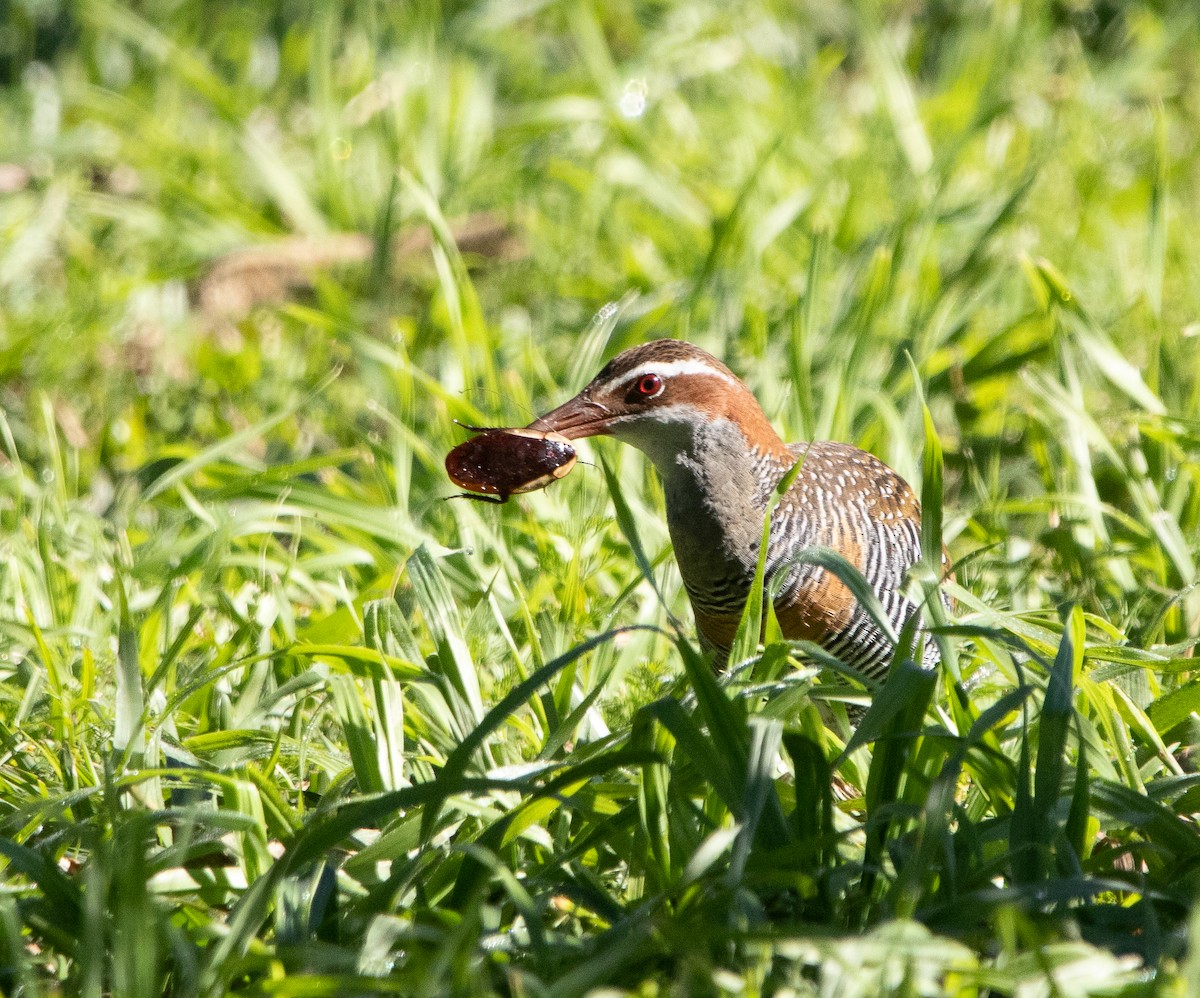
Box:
[1,1,1199,995]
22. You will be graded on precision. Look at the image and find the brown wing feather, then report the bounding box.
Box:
[768,442,929,675]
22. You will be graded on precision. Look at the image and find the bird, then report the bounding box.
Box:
[528,338,941,680]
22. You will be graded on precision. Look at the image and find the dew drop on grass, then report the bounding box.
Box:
[594,301,619,324]
[618,79,647,119]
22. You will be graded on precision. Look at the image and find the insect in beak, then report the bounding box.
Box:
[445,424,577,503]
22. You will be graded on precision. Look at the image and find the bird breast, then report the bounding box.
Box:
[635,414,780,593]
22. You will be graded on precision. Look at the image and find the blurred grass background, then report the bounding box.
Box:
[1,0,1199,995]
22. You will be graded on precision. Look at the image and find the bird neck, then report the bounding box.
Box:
[611,401,792,573]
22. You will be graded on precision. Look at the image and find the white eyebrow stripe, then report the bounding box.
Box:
[597,359,740,393]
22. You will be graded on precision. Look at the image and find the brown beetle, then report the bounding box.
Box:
[445,425,577,503]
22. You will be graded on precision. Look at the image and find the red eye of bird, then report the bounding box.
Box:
[634,373,663,398]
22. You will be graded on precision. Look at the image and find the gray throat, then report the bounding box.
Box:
[612,411,777,593]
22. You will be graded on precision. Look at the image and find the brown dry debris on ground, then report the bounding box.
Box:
[196,213,524,322]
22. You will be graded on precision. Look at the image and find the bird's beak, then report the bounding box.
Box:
[527,392,613,440]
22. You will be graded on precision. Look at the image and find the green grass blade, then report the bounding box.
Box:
[142,369,340,501]
[730,452,801,668]
[329,674,385,795]
[1034,606,1082,813]
[419,627,640,843]
[406,544,485,729]
[113,567,145,769]
[674,636,750,793]
[729,717,790,880]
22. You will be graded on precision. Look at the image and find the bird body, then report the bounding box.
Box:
[531,339,936,679]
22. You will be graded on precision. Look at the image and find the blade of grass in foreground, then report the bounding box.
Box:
[601,451,681,630]
[856,656,936,908]
[406,545,485,732]
[418,626,646,843]
[730,448,809,668]
[1011,604,1083,882]
[729,716,789,881]
[203,694,647,998]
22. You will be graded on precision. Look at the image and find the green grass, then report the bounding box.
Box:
[2,0,1200,994]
